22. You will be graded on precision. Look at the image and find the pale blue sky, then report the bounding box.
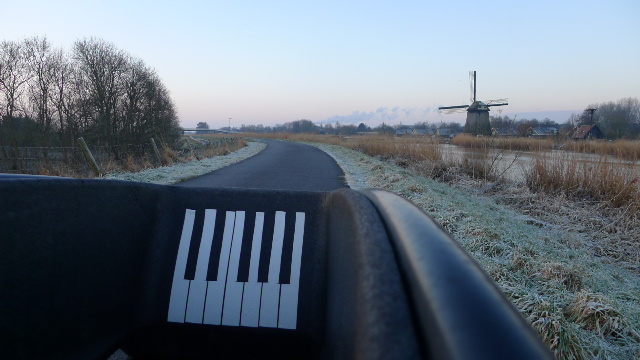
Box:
[3,0,639,128]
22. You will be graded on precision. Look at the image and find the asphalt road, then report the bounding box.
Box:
[176,139,348,191]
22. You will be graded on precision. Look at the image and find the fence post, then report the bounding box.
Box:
[150,138,163,165]
[77,137,102,177]
[187,138,200,161]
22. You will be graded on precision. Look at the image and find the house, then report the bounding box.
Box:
[436,128,458,138]
[412,128,434,136]
[528,126,558,137]
[570,124,605,140]
[356,131,379,136]
[536,127,558,136]
[491,128,519,136]
[395,128,413,136]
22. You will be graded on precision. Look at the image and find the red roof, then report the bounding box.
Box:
[571,125,596,139]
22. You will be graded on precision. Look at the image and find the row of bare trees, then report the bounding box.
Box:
[0,37,180,152]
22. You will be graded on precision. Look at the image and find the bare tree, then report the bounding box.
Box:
[48,47,78,146]
[24,36,58,147]
[119,57,151,143]
[144,71,180,143]
[0,36,181,152]
[73,38,127,145]
[586,98,640,139]
[0,39,32,168]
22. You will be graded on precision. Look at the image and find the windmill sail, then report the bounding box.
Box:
[470,71,476,103]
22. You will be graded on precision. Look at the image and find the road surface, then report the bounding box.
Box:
[177,139,348,191]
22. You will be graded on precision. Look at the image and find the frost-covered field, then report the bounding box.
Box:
[105,141,266,184]
[309,142,640,359]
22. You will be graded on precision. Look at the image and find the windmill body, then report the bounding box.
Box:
[439,72,508,136]
[465,101,492,135]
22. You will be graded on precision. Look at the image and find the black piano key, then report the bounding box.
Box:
[184,209,205,280]
[257,211,276,283]
[236,211,256,283]
[278,211,296,284]
[206,210,227,281]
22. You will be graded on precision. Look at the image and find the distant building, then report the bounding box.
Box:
[529,127,558,137]
[537,127,558,136]
[570,124,605,140]
[436,128,458,138]
[356,131,379,136]
[395,128,413,136]
[412,128,434,136]
[491,128,519,136]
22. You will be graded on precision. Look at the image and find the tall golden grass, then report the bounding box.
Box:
[453,133,640,162]
[449,133,640,213]
[32,135,248,178]
[452,133,554,151]
[350,136,443,163]
[564,139,640,161]
[526,152,639,213]
[259,132,640,215]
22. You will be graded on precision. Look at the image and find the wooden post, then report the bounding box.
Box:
[77,137,102,177]
[187,138,200,161]
[150,138,163,165]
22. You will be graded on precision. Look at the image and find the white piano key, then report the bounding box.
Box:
[203,281,224,325]
[185,281,207,324]
[260,211,286,328]
[248,213,265,283]
[268,211,286,283]
[222,211,245,326]
[241,283,262,327]
[195,209,217,281]
[241,213,265,327]
[203,211,236,325]
[168,209,195,323]
[185,209,217,323]
[279,212,305,329]
[260,283,281,328]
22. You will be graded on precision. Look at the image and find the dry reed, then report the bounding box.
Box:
[564,139,640,162]
[452,133,555,152]
[261,133,640,214]
[23,135,249,178]
[526,152,640,214]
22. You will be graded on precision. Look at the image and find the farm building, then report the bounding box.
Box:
[412,128,434,136]
[491,128,519,136]
[531,127,558,137]
[395,128,414,136]
[437,128,459,138]
[570,124,605,140]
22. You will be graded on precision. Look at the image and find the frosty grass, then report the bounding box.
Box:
[105,141,266,184]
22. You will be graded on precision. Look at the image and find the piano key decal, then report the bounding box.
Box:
[168,209,306,330]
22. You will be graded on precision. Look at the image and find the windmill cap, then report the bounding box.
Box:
[467,101,489,111]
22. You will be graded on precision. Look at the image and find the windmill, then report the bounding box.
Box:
[439,71,508,135]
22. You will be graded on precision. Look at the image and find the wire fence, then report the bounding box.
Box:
[0,136,242,177]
